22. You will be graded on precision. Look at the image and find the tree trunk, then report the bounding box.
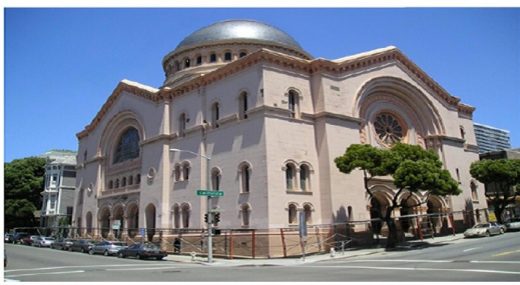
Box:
[384,206,398,249]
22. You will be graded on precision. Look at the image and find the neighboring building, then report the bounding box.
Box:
[74,20,486,254]
[40,150,77,229]
[473,123,511,153]
[479,148,520,219]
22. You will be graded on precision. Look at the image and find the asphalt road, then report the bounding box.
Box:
[5,231,520,282]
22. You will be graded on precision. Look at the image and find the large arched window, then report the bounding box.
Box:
[373,112,406,147]
[113,127,140,164]
[300,164,310,191]
[239,163,251,193]
[181,203,191,228]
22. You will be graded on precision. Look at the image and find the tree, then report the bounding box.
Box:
[4,157,46,231]
[470,159,520,224]
[335,143,460,248]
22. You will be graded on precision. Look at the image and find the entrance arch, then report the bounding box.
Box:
[99,207,111,238]
[127,203,139,238]
[427,196,445,232]
[112,205,125,239]
[145,203,156,241]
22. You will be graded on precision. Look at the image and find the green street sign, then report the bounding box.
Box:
[196,190,224,197]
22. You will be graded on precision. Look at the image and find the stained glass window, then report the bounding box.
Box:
[113,127,140,163]
[374,113,405,146]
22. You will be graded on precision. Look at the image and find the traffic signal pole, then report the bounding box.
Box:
[207,196,213,263]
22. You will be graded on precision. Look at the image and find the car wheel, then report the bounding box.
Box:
[485,231,491,237]
[136,254,141,260]
[89,249,94,255]
[500,228,505,234]
[104,250,109,256]
[118,252,125,258]
[69,247,73,252]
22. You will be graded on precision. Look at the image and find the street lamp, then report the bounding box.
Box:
[170,148,214,263]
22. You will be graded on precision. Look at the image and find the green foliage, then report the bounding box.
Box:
[470,159,520,189]
[4,156,46,230]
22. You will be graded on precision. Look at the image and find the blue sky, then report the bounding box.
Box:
[4,8,520,162]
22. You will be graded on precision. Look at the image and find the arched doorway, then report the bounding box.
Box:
[145,204,156,241]
[99,207,111,238]
[127,204,139,238]
[399,193,420,234]
[369,196,388,236]
[112,206,125,239]
[427,196,444,233]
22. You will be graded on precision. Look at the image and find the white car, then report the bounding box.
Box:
[464,223,504,238]
[33,237,55,247]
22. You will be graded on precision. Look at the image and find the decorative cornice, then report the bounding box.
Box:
[77,80,159,139]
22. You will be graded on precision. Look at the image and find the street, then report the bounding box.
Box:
[5,231,520,282]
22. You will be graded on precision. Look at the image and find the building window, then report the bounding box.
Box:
[50,195,56,209]
[288,204,297,224]
[128,175,134,185]
[374,112,405,146]
[460,126,466,140]
[173,204,180,229]
[210,53,217,63]
[300,164,310,191]
[285,163,296,190]
[122,177,127,187]
[184,57,191,68]
[241,204,250,227]
[179,113,186,136]
[113,127,140,164]
[183,162,190,181]
[239,163,251,193]
[288,90,299,118]
[108,180,113,189]
[456,168,461,184]
[211,168,221,190]
[196,55,202,65]
[115,179,120,188]
[174,164,181,181]
[174,60,180,71]
[181,203,190,228]
[303,204,312,224]
[136,174,141,185]
[471,181,479,202]
[211,102,220,128]
[239,91,248,119]
[239,51,247,58]
[347,206,353,221]
[224,51,232,61]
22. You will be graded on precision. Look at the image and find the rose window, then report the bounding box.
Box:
[374,113,405,146]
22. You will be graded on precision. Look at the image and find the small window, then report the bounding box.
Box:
[179,113,186,136]
[240,163,251,193]
[184,57,191,68]
[122,177,127,187]
[304,204,312,224]
[210,53,217,63]
[115,179,120,188]
[173,204,180,229]
[288,204,297,224]
[456,168,461,184]
[136,174,141,185]
[174,164,181,181]
[108,180,113,189]
[128,175,134,186]
[183,162,190,181]
[460,126,466,140]
[211,102,220,128]
[196,55,202,65]
[286,164,296,190]
[239,51,247,58]
[182,204,190,228]
[300,164,310,191]
[239,91,248,119]
[224,51,232,61]
[288,90,299,118]
[212,168,221,190]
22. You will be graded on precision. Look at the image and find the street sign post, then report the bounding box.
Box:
[197,190,224,197]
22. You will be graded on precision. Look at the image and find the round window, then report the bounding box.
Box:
[373,112,406,146]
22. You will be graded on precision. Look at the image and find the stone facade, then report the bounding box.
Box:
[73,20,486,252]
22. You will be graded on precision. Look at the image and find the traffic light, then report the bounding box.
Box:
[204,213,209,223]
[214,213,220,223]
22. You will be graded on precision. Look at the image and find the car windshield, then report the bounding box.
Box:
[143,244,159,250]
[113,242,126,246]
[474,224,489,228]
[44,237,54,241]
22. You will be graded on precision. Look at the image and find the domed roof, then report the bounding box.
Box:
[173,19,309,57]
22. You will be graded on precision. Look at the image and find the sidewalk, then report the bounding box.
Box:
[164,233,465,266]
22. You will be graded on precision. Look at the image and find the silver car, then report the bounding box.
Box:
[89,241,127,256]
[464,223,504,238]
[33,236,55,247]
[505,218,520,231]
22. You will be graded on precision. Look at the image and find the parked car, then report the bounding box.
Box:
[21,235,41,246]
[117,243,167,260]
[464,223,504,238]
[12,232,30,244]
[70,239,96,253]
[33,236,55,247]
[89,241,127,256]
[51,238,75,250]
[4,233,14,243]
[505,218,520,231]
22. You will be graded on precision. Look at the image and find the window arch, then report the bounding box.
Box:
[288,89,300,118]
[239,162,252,193]
[241,203,251,227]
[300,164,310,191]
[211,102,220,128]
[172,204,181,229]
[285,163,296,190]
[224,51,232,61]
[184,57,191,68]
[239,51,247,58]
[239,91,249,119]
[113,127,140,164]
[288,204,298,224]
[211,167,222,191]
[174,163,181,181]
[181,203,191,228]
[209,52,217,63]
[179,113,187,136]
[196,54,202,65]
[182,161,191,181]
[303,204,313,224]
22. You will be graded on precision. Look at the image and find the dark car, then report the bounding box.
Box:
[21,235,41,246]
[5,233,14,243]
[117,243,167,260]
[12,232,30,244]
[69,239,96,253]
[89,241,127,256]
[51,238,75,250]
